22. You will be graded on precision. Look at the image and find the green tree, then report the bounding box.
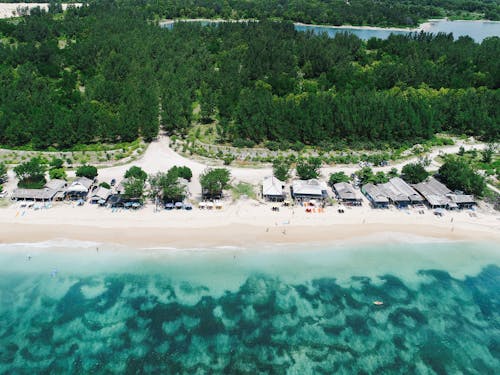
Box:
[0,162,7,183]
[438,157,486,196]
[328,172,349,186]
[296,157,322,180]
[199,168,231,198]
[49,158,64,169]
[125,166,147,181]
[76,165,98,179]
[123,177,145,200]
[14,158,47,187]
[149,172,187,203]
[401,163,429,184]
[273,158,291,182]
[49,168,67,180]
[481,143,496,163]
[355,167,375,185]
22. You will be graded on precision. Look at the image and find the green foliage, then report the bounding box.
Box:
[438,157,486,196]
[123,177,145,200]
[0,162,7,183]
[167,166,193,182]
[99,182,111,189]
[76,165,98,179]
[14,157,47,186]
[401,163,429,184]
[149,172,186,202]
[328,172,349,186]
[49,158,64,169]
[296,157,322,180]
[273,158,291,182]
[125,166,147,181]
[200,168,231,197]
[49,168,67,180]
[481,143,497,163]
[223,155,235,165]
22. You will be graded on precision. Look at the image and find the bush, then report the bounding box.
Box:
[265,141,280,151]
[273,158,291,181]
[328,172,349,186]
[49,157,64,169]
[232,138,255,148]
[296,157,322,180]
[99,182,111,189]
[168,166,193,181]
[124,166,147,181]
[401,163,429,184]
[76,165,98,179]
[438,157,486,196]
[49,168,67,180]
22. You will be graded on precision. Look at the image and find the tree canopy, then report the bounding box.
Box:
[199,168,231,198]
[401,163,429,184]
[438,157,486,196]
[125,166,148,181]
[296,157,322,180]
[76,165,98,179]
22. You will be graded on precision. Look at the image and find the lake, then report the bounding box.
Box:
[162,19,500,42]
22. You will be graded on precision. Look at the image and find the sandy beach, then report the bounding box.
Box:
[1,199,499,248]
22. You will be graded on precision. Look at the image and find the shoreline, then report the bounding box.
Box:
[1,204,499,248]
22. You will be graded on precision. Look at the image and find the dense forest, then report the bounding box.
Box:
[5,0,500,26]
[0,2,498,150]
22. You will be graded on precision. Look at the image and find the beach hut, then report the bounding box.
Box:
[361,183,389,208]
[44,179,67,201]
[291,179,328,201]
[66,177,93,200]
[333,182,362,206]
[11,188,57,202]
[387,177,424,204]
[262,176,285,202]
[413,177,453,209]
[89,186,111,204]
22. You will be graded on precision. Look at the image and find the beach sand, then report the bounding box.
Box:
[1,200,499,248]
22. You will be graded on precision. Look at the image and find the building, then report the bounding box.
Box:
[362,183,389,208]
[44,179,67,201]
[291,179,328,201]
[89,186,111,204]
[11,188,57,201]
[378,181,410,207]
[413,177,454,208]
[333,182,362,206]
[262,176,285,202]
[66,177,93,200]
[448,193,476,208]
[387,177,425,204]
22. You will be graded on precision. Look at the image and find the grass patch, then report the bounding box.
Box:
[231,182,256,200]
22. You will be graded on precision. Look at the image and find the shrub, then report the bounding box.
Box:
[124,166,147,181]
[49,168,67,180]
[328,172,349,186]
[99,182,111,189]
[296,157,322,180]
[401,163,429,184]
[76,165,98,179]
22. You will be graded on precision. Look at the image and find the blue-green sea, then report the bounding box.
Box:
[0,239,499,374]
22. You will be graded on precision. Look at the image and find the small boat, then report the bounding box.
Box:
[373,301,384,306]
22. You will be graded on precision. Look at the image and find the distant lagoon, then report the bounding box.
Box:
[161,19,500,42]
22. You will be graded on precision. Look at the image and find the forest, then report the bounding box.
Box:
[5,0,500,26]
[0,2,498,151]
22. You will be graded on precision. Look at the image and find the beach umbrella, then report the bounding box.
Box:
[198,202,206,209]
[132,202,141,209]
[175,202,183,209]
[183,203,193,210]
[98,199,106,205]
[165,203,175,210]
[206,202,214,209]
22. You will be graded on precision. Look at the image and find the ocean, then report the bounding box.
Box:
[0,239,499,373]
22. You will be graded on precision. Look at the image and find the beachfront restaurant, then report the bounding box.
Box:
[262,176,285,202]
[413,177,454,209]
[89,186,111,205]
[291,179,328,201]
[11,187,58,202]
[66,177,93,200]
[387,177,425,204]
[361,183,389,208]
[447,193,476,209]
[333,182,362,206]
[44,179,68,201]
[378,181,411,207]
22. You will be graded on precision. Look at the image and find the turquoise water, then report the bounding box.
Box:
[0,240,499,373]
[296,20,500,42]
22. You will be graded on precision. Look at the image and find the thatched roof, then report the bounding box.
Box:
[11,188,57,200]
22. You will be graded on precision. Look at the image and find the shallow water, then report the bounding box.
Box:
[0,240,499,373]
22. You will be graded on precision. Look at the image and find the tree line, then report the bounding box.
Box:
[0,3,498,151]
